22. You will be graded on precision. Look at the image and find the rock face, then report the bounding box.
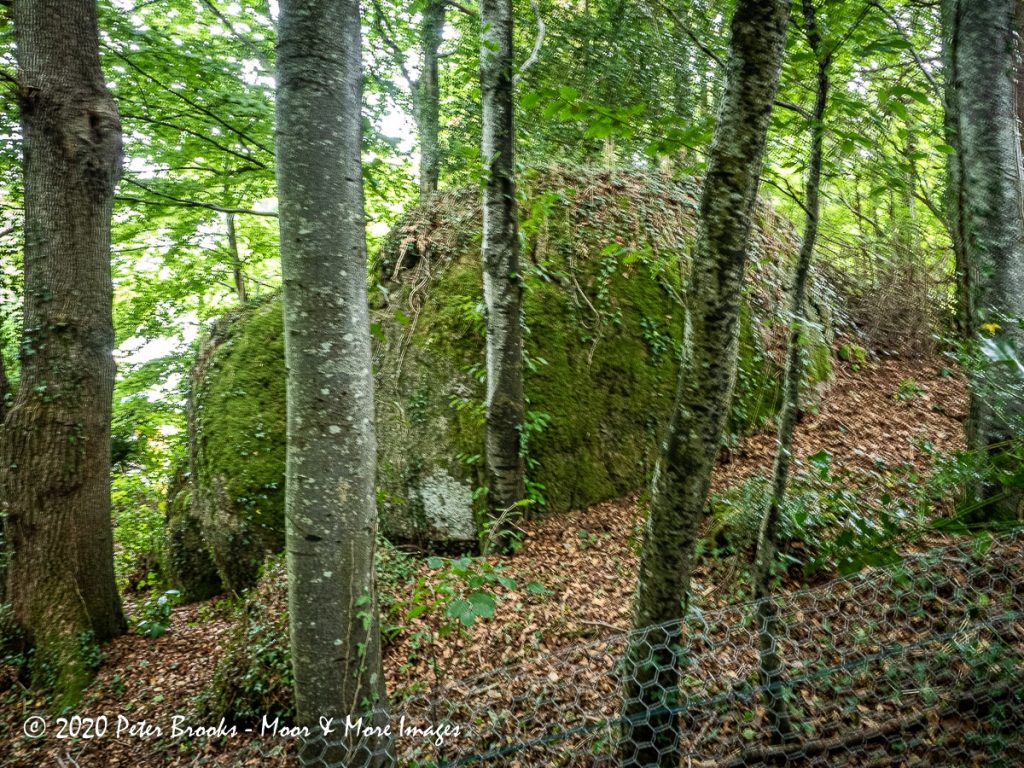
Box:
[165,168,836,598]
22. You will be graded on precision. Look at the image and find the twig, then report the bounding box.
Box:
[104,47,274,156]
[721,685,1014,767]
[578,619,626,634]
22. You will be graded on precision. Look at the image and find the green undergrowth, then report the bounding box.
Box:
[703,442,1024,605]
[196,539,540,725]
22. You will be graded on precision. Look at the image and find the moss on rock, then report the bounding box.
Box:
[169,168,837,592]
[163,487,222,602]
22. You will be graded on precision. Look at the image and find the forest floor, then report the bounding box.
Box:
[0,356,977,768]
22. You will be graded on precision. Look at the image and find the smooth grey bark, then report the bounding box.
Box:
[752,0,829,746]
[418,0,445,203]
[618,0,789,765]
[275,1,391,764]
[0,0,125,701]
[942,0,1024,518]
[480,0,525,551]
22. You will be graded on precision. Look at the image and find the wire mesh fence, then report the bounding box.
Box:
[282,531,1024,767]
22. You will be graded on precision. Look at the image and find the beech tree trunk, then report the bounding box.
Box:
[942,0,1024,518]
[619,0,789,765]
[752,0,829,746]
[275,1,391,764]
[418,0,445,203]
[0,0,125,702]
[480,0,525,551]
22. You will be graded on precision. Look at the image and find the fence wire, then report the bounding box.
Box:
[276,531,1024,767]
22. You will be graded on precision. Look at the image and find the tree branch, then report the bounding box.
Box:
[774,99,813,120]
[117,179,277,217]
[198,0,273,71]
[444,0,476,15]
[514,0,546,84]
[105,46,274,156]
[759,173,811,217]
[369,0,415,93]
[867,0,942,99]
[120,111,269,169]
[659,0,725,65]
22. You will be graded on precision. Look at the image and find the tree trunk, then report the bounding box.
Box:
[0,0,125,703]
[275,1,392,765]
[942,20,972,341]
[225,211,247,303]
[752,0,829,746]
[942,0,1024,519]
[0,352,9,423]
[480,0,525,552]
[619,0,789,765]
[418,0,445,203]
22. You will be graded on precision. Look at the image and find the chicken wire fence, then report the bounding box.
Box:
[274,531,1024,767]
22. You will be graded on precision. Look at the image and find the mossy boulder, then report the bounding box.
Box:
[166,299,287,596]
[166,168,837,594]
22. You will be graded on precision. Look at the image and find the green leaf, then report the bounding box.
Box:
[467,590,496,619]
[521,91,542,110]
[496,574,517,590]
[809,449,832,475]
[445,598,473,625]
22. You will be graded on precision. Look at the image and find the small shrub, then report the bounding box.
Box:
[133,589,181,639]
[895,377,926,401]
[837,343,867,370]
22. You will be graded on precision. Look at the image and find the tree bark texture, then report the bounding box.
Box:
[752,0,829,746]
[418,0,445,203]
[943,0,1024,518]
[0,352,9,423]
[480,0,525,550]
[275,1,391,764]
[941,0,972,340]
[619,0,789,765]
[0,0,125,701]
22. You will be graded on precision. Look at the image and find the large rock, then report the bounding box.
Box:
[165,168,836,597]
